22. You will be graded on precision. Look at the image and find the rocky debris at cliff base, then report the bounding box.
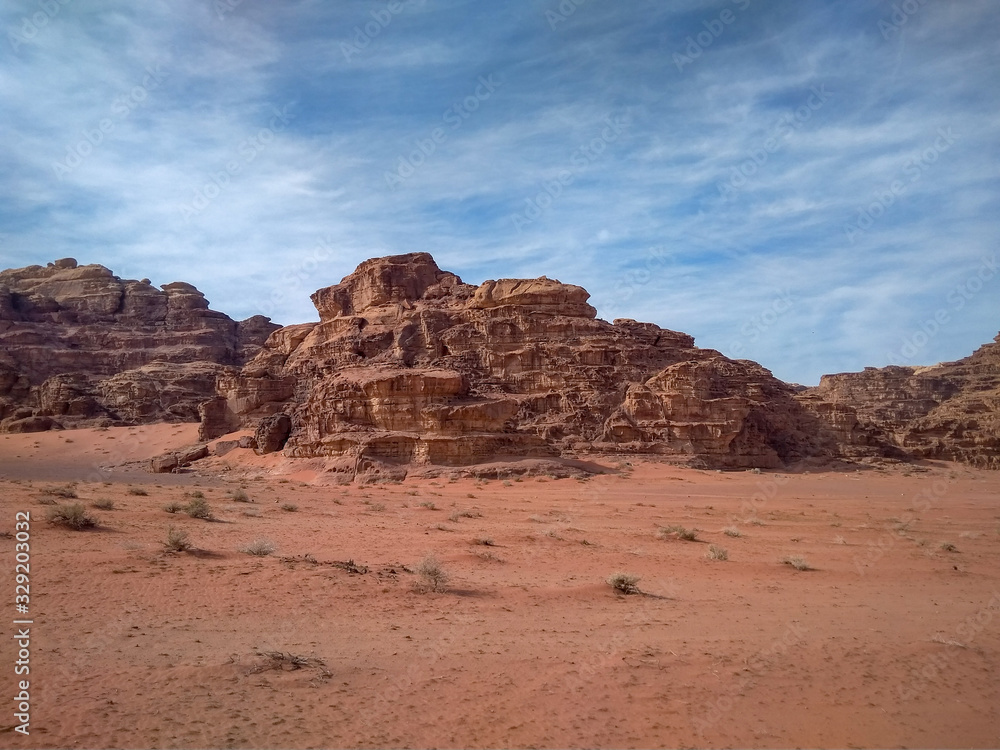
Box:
[149,443,209,473]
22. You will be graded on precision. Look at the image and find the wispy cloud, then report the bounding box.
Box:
[2,0,998,384]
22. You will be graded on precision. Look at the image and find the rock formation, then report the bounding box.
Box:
[799,334,1000,469]
[3,253,994,473]
[206,253,839,470]
[0,258,278,432]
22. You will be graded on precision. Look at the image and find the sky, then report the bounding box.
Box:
[1,0,998,385]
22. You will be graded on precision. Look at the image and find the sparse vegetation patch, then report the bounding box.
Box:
[46,503,97,530]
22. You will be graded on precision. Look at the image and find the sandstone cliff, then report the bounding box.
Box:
[799,334,1000,469]
[205,253,839,470]
[0,258,278,431]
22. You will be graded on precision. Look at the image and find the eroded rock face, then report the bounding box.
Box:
[800,334,1000,468]
[0,259,279,432]
[212,252,835,469]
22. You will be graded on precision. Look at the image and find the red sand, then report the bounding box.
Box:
[1,425,998,748]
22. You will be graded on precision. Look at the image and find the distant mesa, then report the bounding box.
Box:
[1,253,996,475]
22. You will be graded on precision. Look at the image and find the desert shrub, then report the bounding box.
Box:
[367,502,386,512]
[164,526,192,552]
[127,487,148,496]
[781,556,812,571]
[449,509,482,522]
[163,501,183,514]
[240,538,276,556]
[473,537,495,546]
[723,526,741,538]
[707,544,728,561]
[418,501,437,510]
[231,489,252,503]
[41,485,77,499]
[92,498,115,511]
[940,542,958,552]
[416,556,448,592]
[657,525,699,542]
[46,503,97,530]
[185,497,214,520]
[281,503,298,512]
[189,490,205,499]
[607,572,640,595]
[36,496,57,506]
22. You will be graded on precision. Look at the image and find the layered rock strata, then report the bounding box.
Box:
[207,253,840,469]
[799,334,1000,468]
[0,258,278,431]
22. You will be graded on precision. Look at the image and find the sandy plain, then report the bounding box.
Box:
[1,424,998,748]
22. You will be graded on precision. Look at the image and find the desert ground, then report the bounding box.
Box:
[1,425,999,749]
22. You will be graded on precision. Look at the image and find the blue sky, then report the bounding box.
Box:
[1,0,998,384]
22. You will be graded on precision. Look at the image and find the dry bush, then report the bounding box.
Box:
[164,526,192,552]
[449,509,482,522]
[473,537,495,546]
[92,498,115,511]
[418,501,437,510]
[723,526,741,537]
[163,501,183,514]
[707,544,728,561]
[231,488,252,503]
[41,485,77,499]
[607,572,640,595]
[657,524,699,542]
[940,542,958,552]
[781,556,813,571]
[185,497,214,520]
[281,503,298,512]
[416,555,448,592]
[127,487,148,496]
[241,538,276,556]
[46,503,97,530]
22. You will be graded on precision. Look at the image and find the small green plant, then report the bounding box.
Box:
[92,498,115,511]
[416,556,448,592]
[231,489,252,503]
[240,538,276,556]
[781,556,812,571]
[127,487,148,496]
[185,497,214,520]
[281,503,298,512]
[707,544,728,561]
[607,572,640,595]
[723,526,742,538]
[163,501,183,514]
[164,526,192,552]
[46,503,97,530]
[657,525,699,542]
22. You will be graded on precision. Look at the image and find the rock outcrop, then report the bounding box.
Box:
[0,259,278,432]
[800,334,1000,468]
[208,253,838,470]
